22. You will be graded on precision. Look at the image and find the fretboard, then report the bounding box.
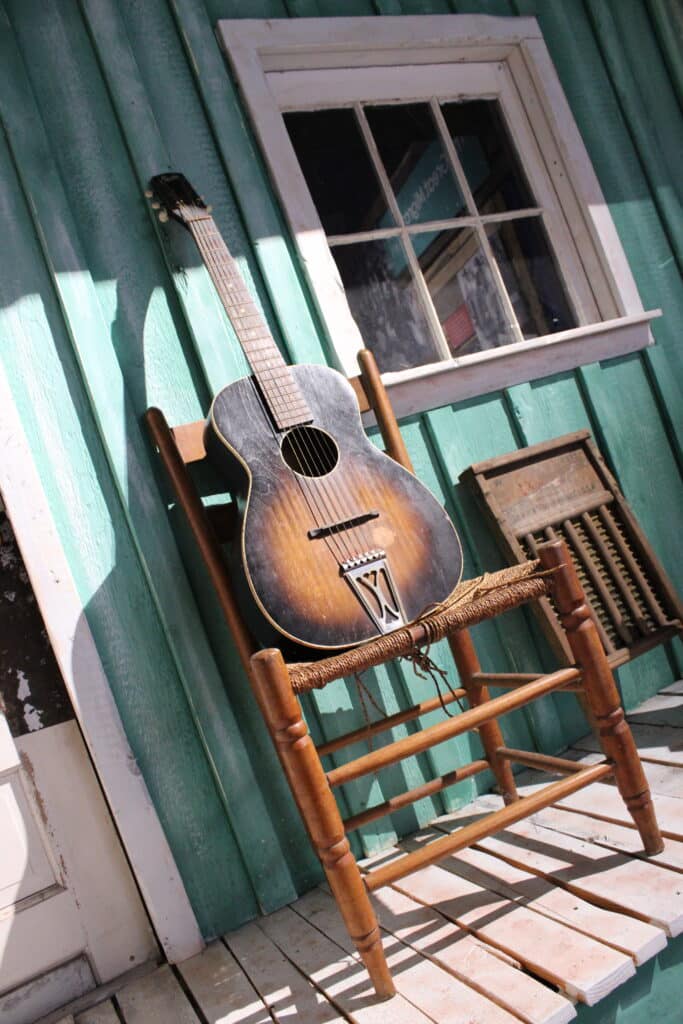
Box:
[189,216,311,431]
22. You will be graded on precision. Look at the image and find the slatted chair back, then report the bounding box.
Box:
[460,431,682,667]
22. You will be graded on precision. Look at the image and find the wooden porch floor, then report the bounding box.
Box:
[55,681,683,1024]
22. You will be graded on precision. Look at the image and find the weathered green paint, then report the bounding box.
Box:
[0,0,679,943]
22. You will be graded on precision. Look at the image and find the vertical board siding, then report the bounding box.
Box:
[0,0,679,935]
[2,0,310,925]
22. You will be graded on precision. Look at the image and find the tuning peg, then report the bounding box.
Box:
[158,210,169,223]
[151,201,160,210]
[144,189,153,198]
[206,205,213,214]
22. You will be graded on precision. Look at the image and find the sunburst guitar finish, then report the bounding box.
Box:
[206,365,462,652]
[147,172,463,655]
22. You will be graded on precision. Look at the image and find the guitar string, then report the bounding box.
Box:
[193,219,362,565]
[194,217,402,569]
[194,214,426,618]
[204,216,393,567]
[193,218,377,566]
[192,220,350,563]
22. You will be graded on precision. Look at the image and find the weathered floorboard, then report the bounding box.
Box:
[524,804,683,875]
[225,919,347,1023]
[436,807,683,936]
[436,842,666,965]
[573,724,683,765]
[316,884,576,1024]
[75,1002,119,1024]
[115,965,199,1024]
[257,905,435,1023]
[178,939,273,1024]
[513,772,683,840]
[390,858,634,1004]
[294,887,526,1023]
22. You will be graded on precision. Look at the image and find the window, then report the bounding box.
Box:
[218,16,658,416]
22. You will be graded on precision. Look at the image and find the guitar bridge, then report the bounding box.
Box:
[342,551,406,635]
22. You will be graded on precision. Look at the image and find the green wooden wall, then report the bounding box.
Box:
[0,0,680,938]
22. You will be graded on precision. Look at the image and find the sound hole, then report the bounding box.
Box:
[281,426,339,478]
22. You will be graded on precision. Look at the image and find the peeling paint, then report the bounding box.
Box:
[23,703,43,731]
[0,510,72,736]
[16,668,30,701]
[19,749,49,828]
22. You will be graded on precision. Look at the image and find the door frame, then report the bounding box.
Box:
[0,360,203,965]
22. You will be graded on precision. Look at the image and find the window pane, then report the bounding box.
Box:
[488,218,576,337]
[440,100,535,213]
[364,103,467,224]
[330,238,442,372]
[284,108,392,235]
[415,227,517,355]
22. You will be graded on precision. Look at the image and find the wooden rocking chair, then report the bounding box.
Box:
[144,350,663,1000]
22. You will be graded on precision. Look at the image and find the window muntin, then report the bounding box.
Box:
[284,97,576,372]
[218,17,657,410]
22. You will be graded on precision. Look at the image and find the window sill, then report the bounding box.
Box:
[371,310,660,420]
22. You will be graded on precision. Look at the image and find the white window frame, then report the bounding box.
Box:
[218,15,659,418]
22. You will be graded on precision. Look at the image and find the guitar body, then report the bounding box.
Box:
[147,172,463,654]
[206,364,463,653]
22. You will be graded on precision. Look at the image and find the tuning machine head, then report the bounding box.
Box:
[146,172,208,229]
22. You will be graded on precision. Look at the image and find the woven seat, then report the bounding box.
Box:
[145,347,663,1003]
[289,561,551,692]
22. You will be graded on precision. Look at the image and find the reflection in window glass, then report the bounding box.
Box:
[331,238,442,372]
[284,108,392,235]
[440,100,535,213]
[284,98,576,372]
[416,228,516,355]
[487,218,576,338]
[364,103,466,224]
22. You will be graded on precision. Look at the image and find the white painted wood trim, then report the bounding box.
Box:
[267,62,499,109]
[218,14,652,398]
[220,16,543,68]
[519,38,645,316]
[375,311,659,420]
[0,363,204,966]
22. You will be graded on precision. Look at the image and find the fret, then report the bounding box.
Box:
[260,385,308,403]
[250,360,287,373]
[262,391,309,410]
[189,217,312,429]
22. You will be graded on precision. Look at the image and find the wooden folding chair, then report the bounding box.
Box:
[145,350,663,1000]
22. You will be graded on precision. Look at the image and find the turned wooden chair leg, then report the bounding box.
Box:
[250,648,396,999]
[448,629,518,804]
[538,540,664,856]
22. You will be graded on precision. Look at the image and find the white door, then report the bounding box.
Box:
[0,715,159,1021]
[0,505,158,1023]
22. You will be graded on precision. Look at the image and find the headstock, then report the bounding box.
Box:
[146,172,211,226]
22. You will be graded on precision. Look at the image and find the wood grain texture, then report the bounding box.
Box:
[115,966,199,1024]
[207,364,462,651]
[391,860,634,1005]
[225,919,347,1023]
[75,1002,119,1024]
[441,804,683,937]
[366,883,576,1024]
[178,940,273,1024]
[294,887,524,1023]
[435,842,666,966]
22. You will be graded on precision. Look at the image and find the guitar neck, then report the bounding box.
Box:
[188,216,311,431]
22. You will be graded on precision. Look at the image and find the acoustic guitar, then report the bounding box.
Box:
[148,173,463,653]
